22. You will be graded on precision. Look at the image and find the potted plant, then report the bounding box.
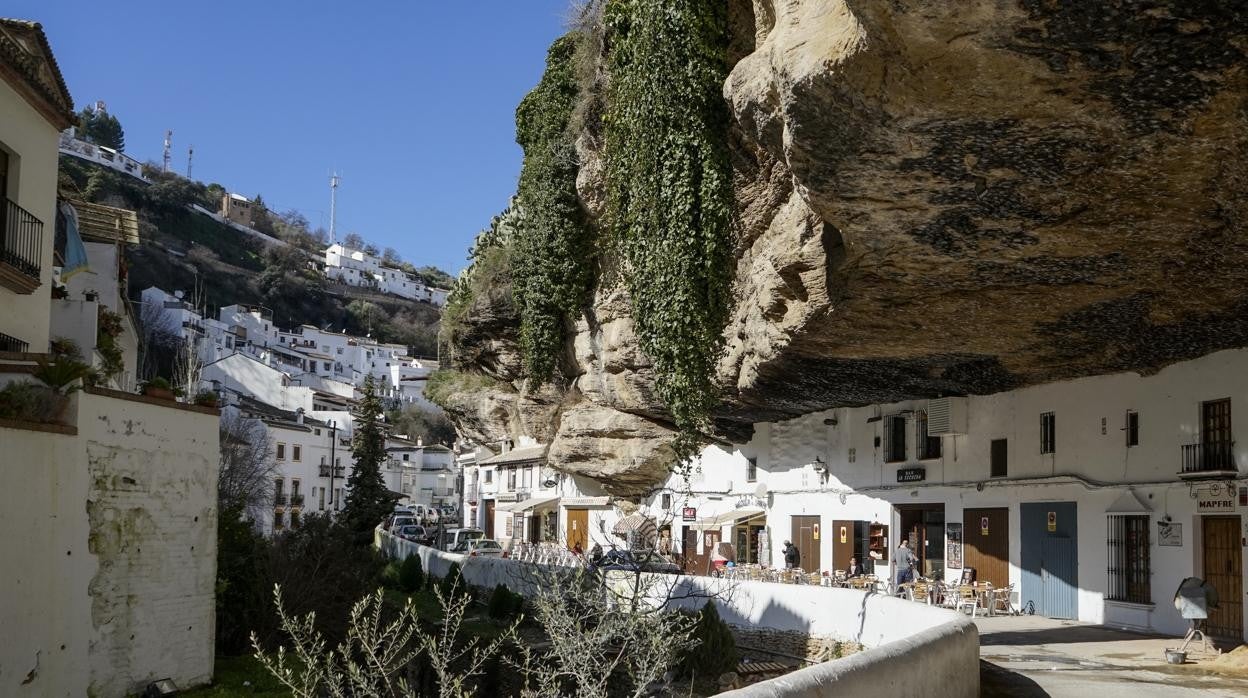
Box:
[142,377,175,400]
[192,390,219,408]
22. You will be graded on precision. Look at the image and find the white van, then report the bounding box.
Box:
[411,504,439,524]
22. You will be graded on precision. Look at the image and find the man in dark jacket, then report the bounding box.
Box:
[783,540,801,569]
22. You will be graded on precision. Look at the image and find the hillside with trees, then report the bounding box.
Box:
[58,156,448,357]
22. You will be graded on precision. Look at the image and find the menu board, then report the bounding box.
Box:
[946,523,963,569]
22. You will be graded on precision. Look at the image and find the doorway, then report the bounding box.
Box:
[566,508,589,552]
[897,504,946,579]
[791,515,821,574]
[963,508,1010,588]
[1203,516,1243,639]
[1021,502,1078,619]
[681,528,700,574]
[484,500,496,539]
[528,513,542,543]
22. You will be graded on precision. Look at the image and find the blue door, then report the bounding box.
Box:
[1021,502,1078,619]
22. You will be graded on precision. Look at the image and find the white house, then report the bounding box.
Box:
[659,348,1248,643]
[323,242,448,307]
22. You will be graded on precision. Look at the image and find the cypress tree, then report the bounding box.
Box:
[342,376,392,543]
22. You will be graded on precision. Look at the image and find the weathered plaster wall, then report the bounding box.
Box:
[0,418,92,698]
[80,392,219,697]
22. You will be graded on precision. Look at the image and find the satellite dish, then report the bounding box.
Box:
[754,482,769,499]
[543,478,557,489]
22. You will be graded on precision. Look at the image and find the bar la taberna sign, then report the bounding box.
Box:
[897,467,926,483]
[1196,487,1235,513]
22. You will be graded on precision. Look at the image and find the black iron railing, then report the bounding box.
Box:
[319,465,346,478]
[0,331,28,353]
[290,494,305,507]
[2,198,42,281]
[1181,441,1236,473]
[274,493,288,506]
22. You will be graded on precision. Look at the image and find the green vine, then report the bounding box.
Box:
[603,0,735,459]
[440,203,517,357]
[512,34,595,384]
[97,307,126,381]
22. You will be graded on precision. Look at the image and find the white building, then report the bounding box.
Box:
[656,348,1248,643]
[323,242,448,306]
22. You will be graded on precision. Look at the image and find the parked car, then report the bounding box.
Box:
[397,524,431,545]
[595,549,681,574]
[389,515,417,535]
[458,538,504,558]
[411,504,439,524]
[441,527,485,552]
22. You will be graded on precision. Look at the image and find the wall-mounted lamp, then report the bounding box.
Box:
[975,482,985,492]
[810,456,827,473]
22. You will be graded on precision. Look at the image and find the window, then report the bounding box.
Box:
[484,471,493,484]
[335,487,342,510]
[916,411,942,460]
[1041,412,1056,454]
[290,511,301,529]
[403,453,410,461]
[661,493,672,510]
[274,478,284,494]
[323,362,332,371]
[1125,411,1139,447]
[1107,515,1150,604]
[292,445,302,462]
[276,443,286,460]
[884,416,907,463]
[337,348,343,355]
[507,468,517,491]
[291,479,300,496]
[747,458,758,482]
[318,487,325,510]
[522,467,533,489]
[274,511,284,530]
[990,439,1008,477]
[315,428,321,436]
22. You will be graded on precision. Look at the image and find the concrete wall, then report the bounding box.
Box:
[80,391,219,697]
[0,76,60,352]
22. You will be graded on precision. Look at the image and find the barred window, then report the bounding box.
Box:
[1041,412,1056,454]
[884,416,907,463]
[1107,515,1150,604]
[916,411,942,460]
[747,458,758,482]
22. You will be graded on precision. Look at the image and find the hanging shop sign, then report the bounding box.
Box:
[1158,522,1182,547]
[1197,488,1236,513]
[897,467,926,483]
[682,507,697,522]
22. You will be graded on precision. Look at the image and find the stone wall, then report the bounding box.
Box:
[731,626,858,664]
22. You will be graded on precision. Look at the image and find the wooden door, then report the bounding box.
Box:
[833,519,855,571]
[963,508,1009,588]
[484,500,495,539]
[1203,516,1243,639]
[702,530,722,575]
[791,515,821,573]
[566,508,589,552]
[682,528,700,574]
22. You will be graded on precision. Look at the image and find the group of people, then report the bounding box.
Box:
[779,538,917,584]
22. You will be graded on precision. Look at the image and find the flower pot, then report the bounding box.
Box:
[143,386,175,401]
[1165,649,1186,665]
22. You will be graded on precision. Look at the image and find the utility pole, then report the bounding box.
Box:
[162,130,173,172]
[186,144,194,179]
[329,172,340,245]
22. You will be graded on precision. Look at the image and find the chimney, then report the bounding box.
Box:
[417,437,423,447]
[295,408,305,424]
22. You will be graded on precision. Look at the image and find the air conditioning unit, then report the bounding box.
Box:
[926,397,968,435]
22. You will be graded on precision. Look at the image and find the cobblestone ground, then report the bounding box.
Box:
[976,615,1248,697]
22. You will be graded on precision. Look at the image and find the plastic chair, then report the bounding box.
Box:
[957,585,982,617]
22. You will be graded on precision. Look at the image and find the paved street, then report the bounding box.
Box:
[977,615,1248,697]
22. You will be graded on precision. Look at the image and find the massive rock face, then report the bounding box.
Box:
[444,0,1248,494]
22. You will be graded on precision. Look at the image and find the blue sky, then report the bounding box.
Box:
[18,1,571,274]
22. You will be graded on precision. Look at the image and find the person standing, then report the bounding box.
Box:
[783,540,801,569]
[895,538,916,588]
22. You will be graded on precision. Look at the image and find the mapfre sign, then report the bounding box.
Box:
[1196,488,1236,513]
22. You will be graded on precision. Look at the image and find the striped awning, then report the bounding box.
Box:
[612,513,657,537]
[693,506,765,529]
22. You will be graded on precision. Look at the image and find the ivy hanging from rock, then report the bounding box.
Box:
[512,34,595,384]
[603,0,734,459]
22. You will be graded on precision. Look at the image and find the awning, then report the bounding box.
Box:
[693,506,765,529]
[499,495,559,513]
[1106,489,1152,514]
[613,513,657,537]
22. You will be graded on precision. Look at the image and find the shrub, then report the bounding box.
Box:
[438,562,469,603]
[486,584,524,621]
[0,381,68,422]
[144,376,172,390]
[399,554,425,593]
[677,601,738,679]
[193,390,219,407]
[33,356,93,395]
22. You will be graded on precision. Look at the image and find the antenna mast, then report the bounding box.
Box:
[329,172,340,244]
[187,144,194,179]
[163,130,173,172]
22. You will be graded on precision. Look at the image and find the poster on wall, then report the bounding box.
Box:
[946,523,963,569]
[1158,522,1182,547]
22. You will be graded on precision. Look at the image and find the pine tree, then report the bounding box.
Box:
[342,376,392,543]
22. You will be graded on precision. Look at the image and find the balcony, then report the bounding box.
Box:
[0,197,44,293]
[274,493,288,506]
[1180,441,1238,479]
[0,331,28,353]
[318,465,346,478]
[290,494,305,507]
